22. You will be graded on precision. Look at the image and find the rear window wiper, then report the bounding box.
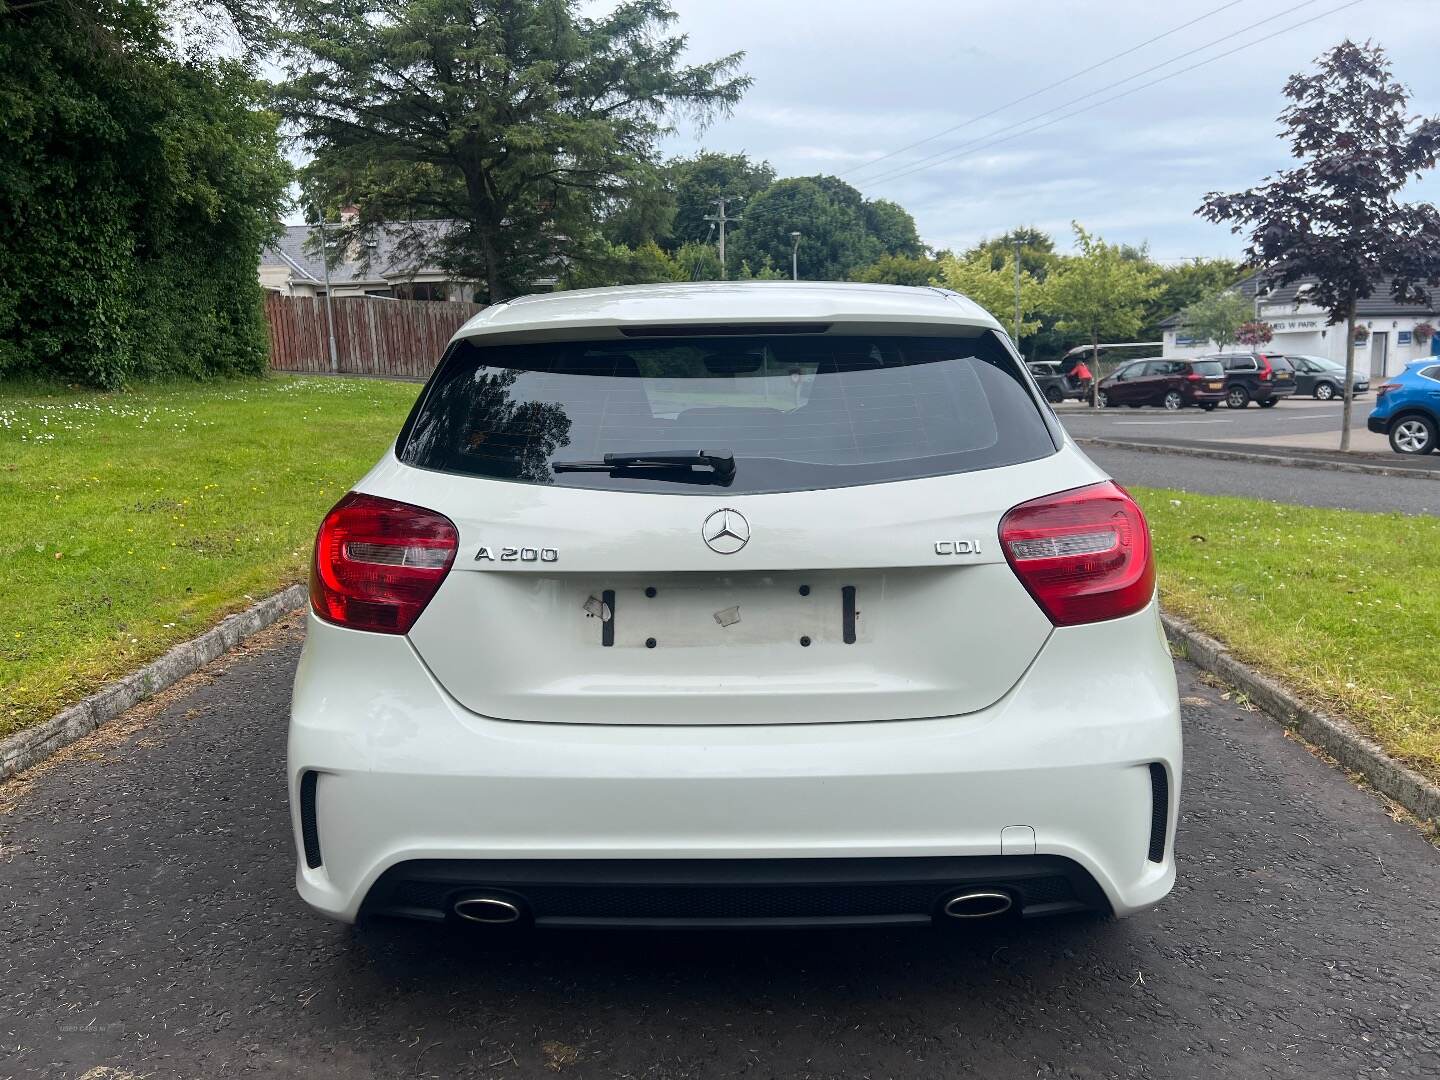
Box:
[552,449,736,482]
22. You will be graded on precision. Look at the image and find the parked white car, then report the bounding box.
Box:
[289,282,1180,929]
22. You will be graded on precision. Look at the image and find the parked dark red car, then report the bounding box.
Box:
[1096,358,1227,410]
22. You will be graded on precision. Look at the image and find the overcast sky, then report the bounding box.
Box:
[653,0,1440,260]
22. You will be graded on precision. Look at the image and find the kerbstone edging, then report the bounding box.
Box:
[1077,436,1440,481]
[1163,612,1440,828]
[0,584,308,781]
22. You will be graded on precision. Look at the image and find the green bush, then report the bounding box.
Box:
[0,0,289,387]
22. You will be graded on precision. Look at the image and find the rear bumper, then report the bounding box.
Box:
[1185,389,1226,404]
[1257,384,1296,399]
[1368,414,1391,434]
[289,603,1181,925]
[362,855,1111,928]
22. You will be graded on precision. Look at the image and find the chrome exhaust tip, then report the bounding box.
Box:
[453,895,523,924]
[942,889,1014,919]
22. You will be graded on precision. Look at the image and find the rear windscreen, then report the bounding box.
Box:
[397,332,1057,494]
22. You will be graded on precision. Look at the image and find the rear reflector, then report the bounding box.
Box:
[1147,763,1169,863]
[299,770,322,869]
[998,481,1155,626]
[310,492,458,634]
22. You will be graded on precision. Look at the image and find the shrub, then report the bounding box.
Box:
[0,1,290,386]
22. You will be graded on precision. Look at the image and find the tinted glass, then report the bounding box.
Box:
[1190,361,1224,377]
[1268,356,1294,372]
[399,333,1057,494]
[1224,356,1256,371]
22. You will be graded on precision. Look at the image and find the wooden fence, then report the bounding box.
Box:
[264,292,485,379]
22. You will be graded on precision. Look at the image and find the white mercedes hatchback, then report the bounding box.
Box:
[289,282,1180,929]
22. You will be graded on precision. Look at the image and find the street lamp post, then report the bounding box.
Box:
[313,206,340,374]
[790,231,802,280]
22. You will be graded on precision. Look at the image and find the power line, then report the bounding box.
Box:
[842,0,1248,179]
[857,0,1363,189]
[856,0,1331,187]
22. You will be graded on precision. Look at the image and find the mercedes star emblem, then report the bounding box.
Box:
[701,508,750,554]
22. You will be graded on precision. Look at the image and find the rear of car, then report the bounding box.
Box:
[1028,361,1089,403]
[1213,352,1297,407]
[1179,359,1227,407]
[1369,360,1440,454]
[288,283,1181,930]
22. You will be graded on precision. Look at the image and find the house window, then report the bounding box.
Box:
[1398,330,1413,346]
[395,282,449,302]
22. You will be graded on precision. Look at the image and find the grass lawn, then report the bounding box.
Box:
[1132,487,1440,786]
[0,376,417,740]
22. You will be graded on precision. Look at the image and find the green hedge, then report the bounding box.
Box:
[0,0,289,387]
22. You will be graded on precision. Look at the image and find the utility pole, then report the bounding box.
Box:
[314,206,340,374]
[705,197,739,280]
[1012,238,1023,347]
[790,231,802,280]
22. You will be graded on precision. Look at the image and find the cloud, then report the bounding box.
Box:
[658,0,1440,256]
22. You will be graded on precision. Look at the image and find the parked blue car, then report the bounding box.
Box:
[1368,359,1440,454]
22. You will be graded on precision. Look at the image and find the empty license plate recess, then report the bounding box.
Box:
[584,574,874,648]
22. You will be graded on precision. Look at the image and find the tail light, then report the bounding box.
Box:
[1185,373,1202,382]
[311,492,458,634]
[1376,381,1399,398]
[998,481,1155,626]
[1258,356,1273,381]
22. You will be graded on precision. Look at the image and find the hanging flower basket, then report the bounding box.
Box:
[1412,322,1435,344]
[1352,325,1370,342]
[1236,321,1274,347]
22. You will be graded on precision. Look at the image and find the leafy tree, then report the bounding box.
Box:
[861,198,924,258]
[674,241,722,281]
[1045,224,1158,404]
[666,150,775,249]
[1178,288,1255,353]
[276,0,750,302]
[736,257,787,281]
[728,175,921,281]
[970,228,1056,280]
[561,241,685,289]
[601,164,678,248]
[848,254,943,287]
[935,251,1044,338]
[0,0,289,385]
[1146,258,1245,335]
[1199,40,1440,449]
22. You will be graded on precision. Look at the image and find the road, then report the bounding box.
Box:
[1084,445,1440,515]
[1057,397,1375,446]
[3,616,1439,1079]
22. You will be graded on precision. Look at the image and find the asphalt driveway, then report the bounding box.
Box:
[2,615,1438,1080]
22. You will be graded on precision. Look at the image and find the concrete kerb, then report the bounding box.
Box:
[0,584,308,781]
[1076,436,1440,481]
[1162,612,1440,830]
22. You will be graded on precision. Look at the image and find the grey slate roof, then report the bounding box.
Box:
[260,220,455,285]
[1256,275,1440,317]
[1159,270,1440,330]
